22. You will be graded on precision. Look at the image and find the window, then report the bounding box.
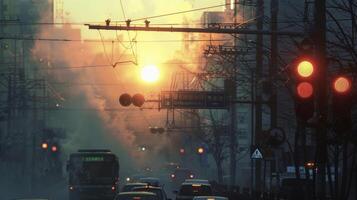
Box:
[238,112,247,123]
[237,128,248,139]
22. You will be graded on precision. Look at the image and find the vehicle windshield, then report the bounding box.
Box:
[133,188,163,200]
[179,185,212,196]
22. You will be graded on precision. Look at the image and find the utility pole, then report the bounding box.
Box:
[228,0,239,188]
[255,0,264,194]
[270,0,278,128]
[270,0,279,194]
[314,0,327,199]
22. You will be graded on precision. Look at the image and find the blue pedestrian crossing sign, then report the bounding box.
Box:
[251,148,263,159]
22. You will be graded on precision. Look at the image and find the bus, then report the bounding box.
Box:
[67,149,119,200]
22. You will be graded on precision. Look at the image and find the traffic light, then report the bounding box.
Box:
[41,142,48,149]
[332,75,353,133]
[293,40,316,121]
[132,94,145,107]
[179,148,185,155]
[51,145,58,152]
[149,126,165,134]
[197,147,204,154]
[119,93,145,107]
[119,93,132,107]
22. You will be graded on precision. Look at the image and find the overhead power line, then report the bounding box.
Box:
[38,62,205,70]
[0,36,229,43]
[124,2,255,22]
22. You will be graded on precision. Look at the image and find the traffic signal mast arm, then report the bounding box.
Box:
[86,24,304,36]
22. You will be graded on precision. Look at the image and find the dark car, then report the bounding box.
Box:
[175,182,213,200]
[139,177,161,187]
[133,186,169,200]
[278,178,313,200]
[121,182,149,192]
[170,168,195,186]
[115,192,159,200]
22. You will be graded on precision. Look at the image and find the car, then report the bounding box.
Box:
[140,177,161,187]
[121,182,149,192]
[184,179,210,185]
[174,182,213,200]
[192,196,228,200]
[170,168,195,185]
[132,186,170,200]
[115,191,159,200]
[13,199,49,200]
[130,174,147,182]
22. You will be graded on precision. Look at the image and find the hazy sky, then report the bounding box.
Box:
[63,0,225,23]
[61,0,227,67]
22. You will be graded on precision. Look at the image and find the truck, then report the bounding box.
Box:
[67,149,119,200]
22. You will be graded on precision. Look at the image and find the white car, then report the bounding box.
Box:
[193,196,228,200]
[174,182,213,200]
[132,186,170,200]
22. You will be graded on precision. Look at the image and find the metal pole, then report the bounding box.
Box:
[314,0,327,199]
[255,0,264,194]
[270,0,278,129]
[270,0,279,196]
[250,70,255,193]
[87,25,304,36]
[229,79,237,188]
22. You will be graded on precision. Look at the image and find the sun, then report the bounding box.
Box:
[141,64,160,83]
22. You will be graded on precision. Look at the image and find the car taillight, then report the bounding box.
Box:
[171,174,175,178]
[111,186,116,191]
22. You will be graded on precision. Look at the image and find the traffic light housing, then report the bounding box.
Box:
[332,75,353,133]
[119,93,145,107]
[119,93,132,107]
[293,39,316,121]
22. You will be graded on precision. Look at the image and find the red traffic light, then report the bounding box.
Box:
[297,82,314,99]
[132,93,145,107]
[51,146,58,152]
[179,148,185,154]
[333,76,351,94]
[297,60,314,78]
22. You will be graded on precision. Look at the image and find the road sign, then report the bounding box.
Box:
[160,91,227,109]
[251,148,263,159]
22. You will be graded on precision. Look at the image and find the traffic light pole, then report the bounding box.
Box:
[255,0,264,194]
[86,24,304,37]
[270,0,279,195]
[314,0,327,199]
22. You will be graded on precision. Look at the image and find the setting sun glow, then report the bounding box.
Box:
[141,65,160,83]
